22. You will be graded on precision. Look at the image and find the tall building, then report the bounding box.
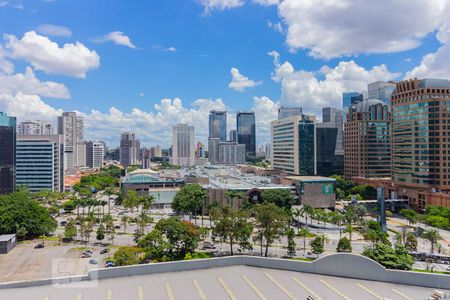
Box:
[209,110,227,141]
[265,143,271,161]
[18,120,53,135]
[57,112,84,174]
[76,142,87,167]
[237,112,256,160]
[322,107,344,155]
[278,107,302,120]
[16,135,64,192]
[155,145,162,157]
[316,123,344,176]
[195,141,204,158]
[87,141,104,169]
[344,99,391,179]
[135,140,141,161]
[172,124,195,167]
[391,79,450,210]
[229,130,237,142]
[271,115,316,175]
[208,138,221,164]
[368,81,396,105]
[120,132,138,167]
[342,92,360,110]
[218,142,245,164]
[0,112,16,194]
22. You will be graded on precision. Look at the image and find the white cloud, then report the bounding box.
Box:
[0,67,70,98]
[5,31,100,78]
[200,0,244,14]
[267,21,283,33]
[93,31,137,49]
[152,45,177,52]
[139,92,144,97]
[269,51,399,115]
[253,0,279,6]
[228,67,262,92]
[252,96,278,143]
[0,92,63,121]
[0,2,23,9]
[0,47,13,74]
[36,24,72,37]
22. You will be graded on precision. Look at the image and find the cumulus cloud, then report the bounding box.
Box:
[5,31,100,78]
[253,0,279,6]
[93,31,137,49]
[252,96,278,142]
[0,47,13,74]
[267,21,283,33]
[0,92,63,121]
[269,51,399,115]
[199,0,244,14]
[228,67,262,92]
[36,24,72,37]
[0,2,23,9]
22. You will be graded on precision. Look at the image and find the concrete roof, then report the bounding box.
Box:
[0,234,15,242]
[285,176,336,183]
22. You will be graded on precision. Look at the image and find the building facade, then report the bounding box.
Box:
[0,112,16,194]
[209,110,227,141]
[76,142,87,167]
[120,132,138,167]
[16,134,64,192]
[344,99,391,179]
[342,92,360,110]
[208,138,221,164]
[368,81,397,105]
[229,130,237,142]
[87,141,104,169]
[316,123,344,176]
[218,142,245,165]
[237,112,256,160]
[18,120,53,136]
[278,107,302,120]
[172,124,195,167]
[57,112,84,174]
[322,107,344,155]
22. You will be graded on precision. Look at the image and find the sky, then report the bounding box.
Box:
[0,0,449,147]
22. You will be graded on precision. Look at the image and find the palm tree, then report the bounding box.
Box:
[344,223,354,241]
[139,195,155,212]
[423,228,441,254]
[298,227,311,254]
[330,212,344,237]
[302,205,315,228]
[104,187,115,215]
[121,215,130,234]
[292,207,302,234]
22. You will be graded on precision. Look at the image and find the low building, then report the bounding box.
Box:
[281,176,336,209]
[0,234,17,254]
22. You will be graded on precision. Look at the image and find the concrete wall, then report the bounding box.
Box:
[1,253,450,290]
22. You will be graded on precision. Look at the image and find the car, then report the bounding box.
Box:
[105,261,115,268]
[100,249,109,254]
[114,225,121,229]
[81,253,91,258]
[34,243,44,249]
[118,212,125,216]
[89,258,99,265]
[60,221,67,226]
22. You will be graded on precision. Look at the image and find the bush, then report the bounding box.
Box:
[336,237,352,252]
[113,246,144,266]
[363,243,413,270]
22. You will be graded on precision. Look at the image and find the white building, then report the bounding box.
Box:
[76,142,87,167]
[120,132,138,167]
[87,141,104,169]
[172,124,195,167]
[57,112,84,174]
[18,120,53,135]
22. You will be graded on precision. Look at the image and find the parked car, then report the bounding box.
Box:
[100,248,109,254]
[105,261,115,268]
[34,243,44,249]
[89,258,99,265]
[114,225,121,229]
[81,253,91,258]
[60,221,67,226]
[202,241,216,250]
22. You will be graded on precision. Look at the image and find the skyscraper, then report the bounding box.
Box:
[18,120,53,135]
[76,141,87,167]
[218,142,245,164]
[342,92,359,110]
[120,132,137,167]
[209,110,227,141]
[237,112,256,160]
[229,130,237,142]
[172,124,195,167]
[16,134,64,192]
[322,107,344,155]
[0,112,16,194]
[87,141,105,169]
[208,138,221,164]
[57,112,84,174]
[368,81,396,105]
[316,123,343,176]
[344,100,391,179]
[278,107,302,120]
[195,141,204,158]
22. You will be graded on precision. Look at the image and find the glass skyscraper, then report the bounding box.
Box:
[209,110,227,141]
[237,112,256,160]
[342,92,359,110]
[0,112,16,194]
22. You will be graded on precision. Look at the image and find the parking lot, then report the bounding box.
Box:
[0,265,447,300]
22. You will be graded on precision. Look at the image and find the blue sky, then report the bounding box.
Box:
[0,0,449,147]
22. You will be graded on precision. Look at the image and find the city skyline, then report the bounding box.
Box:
[0,1,449,147]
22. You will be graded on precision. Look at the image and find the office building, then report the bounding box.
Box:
[209,110,227,141]
[120,132,138,167]
[344,99,391,179]
[278,107,302,120]
[87,141,104,169]
[57,112,84,174]
[0,112,16,194]
[195,141,204,158]
[237,112,256,160]
[265,143,271,161]
[172,124,195,167]
[135,140,141,161]
[229,130,237,142]
[342,92,360,110]
[218,142,246,165]
[154,145,162,157]
[322,107,344,155]
[368,81,396,105]
[16,134,64,192]
[316,123,344,176]
[208,138,221,164]
[76,142,87,167]
[271,115,316,175]
[18,120,53,135]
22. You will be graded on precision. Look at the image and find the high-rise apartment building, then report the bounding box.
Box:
[229,130,237,142]
[87,141,104,169]
[208,138,221,164]
[18,120,53,135]
[172,124,195,167]
[344,100,391,179]
[209,110,227,141]
[16,135,64,192]
[322,107,344,155]
[195,141,204,158]
[265,143,271,161]
[237,112,256,160]
[76,142,87,167]
[278,107,302,120]
[57,112,84,174]
[218,142,245,164]
[120,132,138,167]
[0,112,16,194]
[368,81,396,105]
[271,115,316,175]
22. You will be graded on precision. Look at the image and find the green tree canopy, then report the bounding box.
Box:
[363,243,413,270]
[113,246,144,266]
[172,184,206,217]
[155,217,200,258]
[336,237,352,252]
[260,189,295,209]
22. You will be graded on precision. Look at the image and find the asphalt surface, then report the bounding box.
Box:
[0,265,447,300]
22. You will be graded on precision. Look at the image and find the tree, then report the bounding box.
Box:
[336,237,352,252]
[103,214,116,245]
[155,217,200,258]
[400,209,418,227]
[329,211,344,237]
[425,215,449,229]
[254,202,289,257]
[104,187,116,215]
[96,224,105,244]
[361,220,388,248]
[405,233,418,252]
[211,206,253,255]
[363,243,413,270]
[123,190,138,212]
[62,200,76,213]
[136,212,153,235]
[298,227,311,254]
[0,190,57,239]
[138,195,155,212]
[64,221,77,241]
[292,207,303,235]
[260,189,295,209]
[422,228,441,253]
[121,215,130,234]
[344,223,354,241]
[310,235,327,257]
[138,229,169,260]
[79,217,95,247]
[301,205,315,228]
[286,228,296,258]
[113,246,144,266]
[172,184,206,224]
[224,190,246,207]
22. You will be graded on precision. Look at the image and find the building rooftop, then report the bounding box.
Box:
[354,98,388,112]
[0,234,16,242]
[285,176,336,183]
[418,78,450,89]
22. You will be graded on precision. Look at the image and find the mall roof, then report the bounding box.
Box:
[285,176,336,183]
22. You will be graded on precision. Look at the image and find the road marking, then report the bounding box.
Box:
[75,293,82,300]
[320,279,351,300]
[106,289,112,300]
[241,275,267,300]
[218,277,237,300]
[193,280,207,300]
[138,286,144,300]
[356,283,383,300]
[292,277,322,300]
[264,272,298,300]
[392,289,413,300]
[165,283,175,300]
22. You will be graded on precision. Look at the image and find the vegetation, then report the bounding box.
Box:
[64,221,77,241]
[113,246,144,266]
[260,189,295,209]
[286,228,296,258]
[331,175,376,200]
[363,243,413,270]
[310,235,327,256]
[422,228,441,253]
[172,184,207,224]
[336,237,352,252]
